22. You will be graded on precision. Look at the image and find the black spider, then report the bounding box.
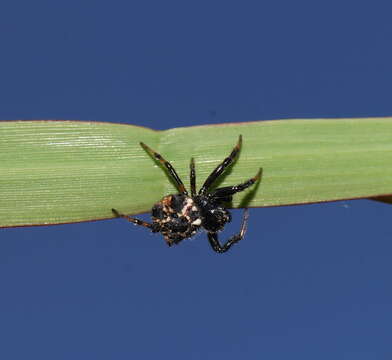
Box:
[112,135,262,253]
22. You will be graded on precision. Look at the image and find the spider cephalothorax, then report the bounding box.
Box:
[112,135,262,253]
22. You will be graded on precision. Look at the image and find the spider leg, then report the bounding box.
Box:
[190,157,196,197]
[211,168,262,200]
[140,142,188,195]
[207,209,249,253]
[112,208,156,230]
[199,135,242,195]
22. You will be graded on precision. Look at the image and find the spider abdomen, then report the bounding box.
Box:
[151,194,202,246]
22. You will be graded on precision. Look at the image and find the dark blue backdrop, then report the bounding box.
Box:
[1,1,392,359]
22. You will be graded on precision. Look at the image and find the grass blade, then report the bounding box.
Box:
[1,118,392,227]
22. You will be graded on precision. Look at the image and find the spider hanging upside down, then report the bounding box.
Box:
[112,135,262,253]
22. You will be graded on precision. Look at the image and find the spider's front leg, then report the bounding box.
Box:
[112,208,159,232]
[207,209,249,253]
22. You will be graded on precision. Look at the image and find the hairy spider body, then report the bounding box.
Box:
[112,135,262,253]
[150,193,233,246]
[151,194,201,245]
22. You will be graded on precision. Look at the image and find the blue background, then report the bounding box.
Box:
[1,1,392,359]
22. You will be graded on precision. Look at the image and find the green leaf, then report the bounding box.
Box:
[1,118,392,227]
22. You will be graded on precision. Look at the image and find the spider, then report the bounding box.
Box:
[112,135,262,253]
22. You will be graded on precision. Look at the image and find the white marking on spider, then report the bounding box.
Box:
[192,218,202,226]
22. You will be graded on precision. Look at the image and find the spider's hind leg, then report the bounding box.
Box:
[207,209,249,253]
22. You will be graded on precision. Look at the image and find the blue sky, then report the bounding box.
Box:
[1,1,392,359]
